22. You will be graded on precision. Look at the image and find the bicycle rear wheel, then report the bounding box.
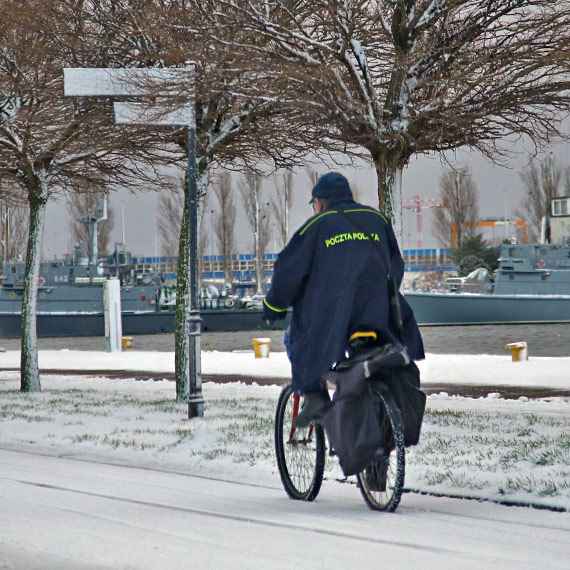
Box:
[274,384,325,501]
[357,383,405,512]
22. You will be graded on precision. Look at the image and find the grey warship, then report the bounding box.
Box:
[0,247,293,338]
[404,196,570,325]
[0,245,172,338]
[0,194,289,337]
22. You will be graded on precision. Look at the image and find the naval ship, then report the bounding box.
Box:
[404,196,570,325]
[0,245,175,338]
[0,193,289,338]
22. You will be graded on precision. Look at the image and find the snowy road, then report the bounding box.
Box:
[1,449,568,570]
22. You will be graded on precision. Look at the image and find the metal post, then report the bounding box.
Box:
[90,218,98,268]
[154,193,158,269]
[187,125,204,418]
[121,202,125,246]
[503,188,508,240]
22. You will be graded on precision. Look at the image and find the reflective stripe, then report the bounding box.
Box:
[299,210,337,236]
[299,207,388,237]
[344,208,389,224]
[263,298,287,312]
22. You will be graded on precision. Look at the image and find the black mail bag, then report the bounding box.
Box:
[322,344,426,477]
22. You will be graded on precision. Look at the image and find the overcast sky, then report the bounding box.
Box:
[41,138,569,260]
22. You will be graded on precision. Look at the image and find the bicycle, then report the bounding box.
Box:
[274,355,406,512]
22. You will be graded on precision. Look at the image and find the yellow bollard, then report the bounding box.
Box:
[252,338,271,358]
[121,336,134,350]
[505,342,528,362]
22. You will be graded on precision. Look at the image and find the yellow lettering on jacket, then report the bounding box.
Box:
[325,232,379,248]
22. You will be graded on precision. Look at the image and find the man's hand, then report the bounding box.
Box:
[263,300,287,322]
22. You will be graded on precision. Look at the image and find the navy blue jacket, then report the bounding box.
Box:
[264,198,424,394]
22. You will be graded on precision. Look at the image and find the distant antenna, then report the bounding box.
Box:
[79,191,108,267]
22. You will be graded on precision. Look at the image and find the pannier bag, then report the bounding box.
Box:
[322,343,426,477]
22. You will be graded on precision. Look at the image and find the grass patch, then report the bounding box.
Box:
[2,386,569,506]
[410,406,570,501]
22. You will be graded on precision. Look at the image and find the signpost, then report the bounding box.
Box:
[63,65,204,418]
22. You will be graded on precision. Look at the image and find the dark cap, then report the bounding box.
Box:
[310,172,352,204]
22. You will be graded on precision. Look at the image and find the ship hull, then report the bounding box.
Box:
[0,309,290,339]
[405,292,570,325]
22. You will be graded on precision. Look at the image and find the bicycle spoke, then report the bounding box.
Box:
[357,384,405,512]
[275,385,325,501]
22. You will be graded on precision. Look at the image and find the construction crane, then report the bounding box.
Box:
[402,196,445,249]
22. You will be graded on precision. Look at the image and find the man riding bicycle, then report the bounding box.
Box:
[263,172,424,428]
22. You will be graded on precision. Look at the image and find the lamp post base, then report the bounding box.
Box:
[188,395,205,419]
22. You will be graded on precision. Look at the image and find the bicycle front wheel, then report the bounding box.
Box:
[357,384,405,512]
[274,384,325,501]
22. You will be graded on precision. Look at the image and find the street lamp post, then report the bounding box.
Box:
[185,123,204,418]
[63,66,204,418]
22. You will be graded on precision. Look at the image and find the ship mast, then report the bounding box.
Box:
[79,191,108,269]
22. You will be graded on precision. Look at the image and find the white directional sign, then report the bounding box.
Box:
[63,67,194,98]
[113,101,194,127]
[62,63,203,417]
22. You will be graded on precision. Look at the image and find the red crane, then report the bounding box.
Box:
[402,196,445,249]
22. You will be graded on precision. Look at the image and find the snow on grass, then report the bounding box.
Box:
[407,399,570,507]
[0,370,568,510]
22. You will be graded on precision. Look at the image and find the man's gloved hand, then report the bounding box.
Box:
[263,300,287,323]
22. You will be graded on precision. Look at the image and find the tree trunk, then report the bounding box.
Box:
[222,223,231,284]
[254,228,263,295]
[20,172,48,393]
[174,188,190,401]
[174,164,209,402]
[371,149,404,249]
[253,189,263,295]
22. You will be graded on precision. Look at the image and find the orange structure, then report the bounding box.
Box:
[450,220,528,247]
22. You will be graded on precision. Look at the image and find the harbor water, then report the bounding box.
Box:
[1,323,569,357]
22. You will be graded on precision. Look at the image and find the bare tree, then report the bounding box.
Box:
[0,193,28,269]
[89,1,312,400]
[433,168,480,248]
[198,206,210,283]
[157,174,213,284]
[305,167,321,190]
[0,0,175,392]
[259,211,272,256]
[67,189,115,257]
[211,1,570,245]
[158,177,185,258]
[270,171,294,250]
[211,171,236,283]
[240,171,272,294]
[517,154,563,242]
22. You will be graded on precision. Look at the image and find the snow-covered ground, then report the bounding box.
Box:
[2,348,570,389]
[1,348,569,568]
